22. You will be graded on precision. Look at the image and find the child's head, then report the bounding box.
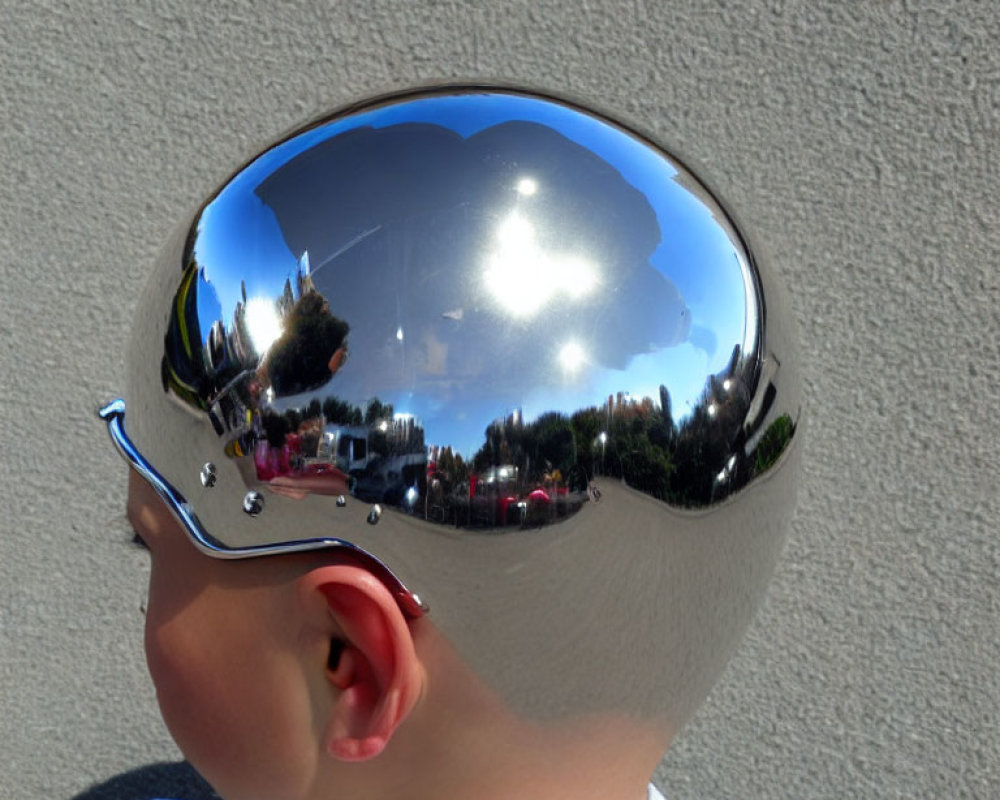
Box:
[104,85,801,800]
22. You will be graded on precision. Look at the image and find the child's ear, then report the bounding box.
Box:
[297,564,424,762]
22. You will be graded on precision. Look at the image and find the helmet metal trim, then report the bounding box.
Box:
[99,398,427,617]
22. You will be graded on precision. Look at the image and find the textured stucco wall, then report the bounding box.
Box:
[2,2,997,798]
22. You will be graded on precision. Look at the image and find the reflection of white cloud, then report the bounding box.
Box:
[558,340,586,373]
[483,212,598,317]
[244,297,283,353]
[421,329,448,375]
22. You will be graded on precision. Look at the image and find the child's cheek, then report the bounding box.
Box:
[142,589,311,800]
[144,608,217,761]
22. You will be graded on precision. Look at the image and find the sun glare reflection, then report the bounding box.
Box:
[244,297,283,354]
[558,340,586,373]
[483,212,598,317]
[516,177,538,196]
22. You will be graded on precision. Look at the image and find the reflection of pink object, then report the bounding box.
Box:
[254,440,274,480]
[277,444,291,475]
[528,488,551,504]
[255,441,295,479]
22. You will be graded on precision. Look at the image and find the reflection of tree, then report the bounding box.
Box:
[474,411,577,481]
[364,398,393,425]
[461,344,798,508]
[266,291,349,396]
[752,413,794,475]
[433,446,471,486]
[322,396,362,426]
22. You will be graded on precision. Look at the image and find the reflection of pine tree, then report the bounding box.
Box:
[531,412,575,479]
[669,368,750,506]
[322,396,362,426]
[364,398,394,426]
[434,446,470,486]
[606,411,674,500]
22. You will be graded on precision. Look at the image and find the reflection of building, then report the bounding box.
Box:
[504,407,524,428]
[318,424,371,472]
[608,390,656,421]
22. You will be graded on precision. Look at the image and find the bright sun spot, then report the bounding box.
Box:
[244,297,283,354]
[516,177,538,196]
[483,212,598,317]
[559,341,586,373]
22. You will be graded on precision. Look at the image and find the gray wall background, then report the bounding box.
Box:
[1,2,997,798]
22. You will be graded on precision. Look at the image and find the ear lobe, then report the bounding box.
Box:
[299,567,423,762]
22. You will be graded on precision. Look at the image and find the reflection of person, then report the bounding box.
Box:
[263,290,349,397]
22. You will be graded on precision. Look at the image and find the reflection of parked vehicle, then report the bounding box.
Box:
[318,424,371,473]
[351,452,426,509]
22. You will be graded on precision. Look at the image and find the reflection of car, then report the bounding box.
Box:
[350,453,426,509]
[352,468,405,505]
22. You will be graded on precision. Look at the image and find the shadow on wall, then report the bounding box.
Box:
[71,761,218,800]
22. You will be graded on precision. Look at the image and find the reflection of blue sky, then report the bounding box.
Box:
[193,191,299,339]
[357,92,752,378]
[192,90,757,458]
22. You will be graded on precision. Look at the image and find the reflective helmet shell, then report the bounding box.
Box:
[117,85,801,725]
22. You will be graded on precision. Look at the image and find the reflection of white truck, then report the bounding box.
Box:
[317,425,371,473]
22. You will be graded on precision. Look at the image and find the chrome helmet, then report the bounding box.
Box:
[102,85,801,725]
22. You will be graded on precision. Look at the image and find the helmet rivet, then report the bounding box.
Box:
[367,504,382,525]
[336,495,347,507]
[200,462,217,488]
[242,491,264,516]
